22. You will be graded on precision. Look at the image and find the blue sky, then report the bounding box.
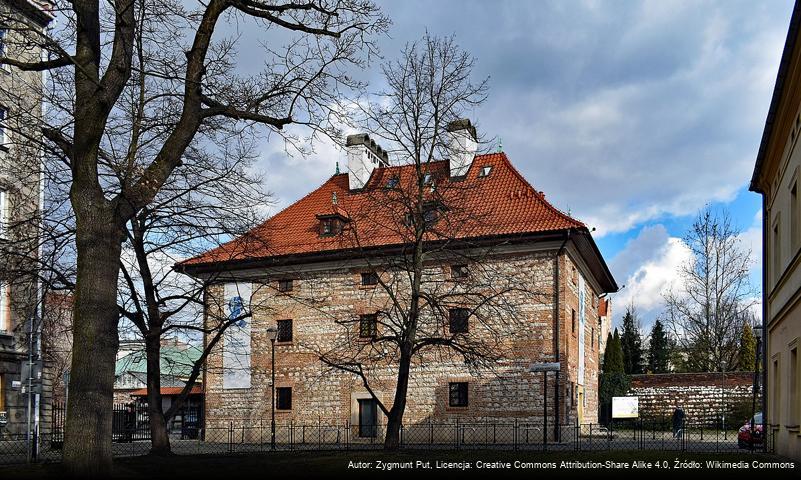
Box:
[236,0,794,330]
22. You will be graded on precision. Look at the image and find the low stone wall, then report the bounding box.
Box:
[628,372,760,425]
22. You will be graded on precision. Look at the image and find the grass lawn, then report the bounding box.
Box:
[1,449,796,478]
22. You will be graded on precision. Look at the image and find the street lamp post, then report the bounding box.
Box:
[751,326,763,451]
[266,326,278,451]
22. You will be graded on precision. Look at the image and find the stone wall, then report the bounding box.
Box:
[628,372,760,425]
[202,248,606,436]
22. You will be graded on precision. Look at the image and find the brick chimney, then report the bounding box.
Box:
[447,119,477,178]
[346,133,388,190]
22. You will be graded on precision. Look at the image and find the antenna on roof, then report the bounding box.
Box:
[335,161,340,175]
[497,137,503,153]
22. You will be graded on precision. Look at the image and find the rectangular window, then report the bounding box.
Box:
[361,271,378,286]
[787,347,799,425]
[792,182,799,252]
[451,264,468,279]
[571,309,576,335]
[277,319,293,343]
[276,387,292,410]
[0,189,6,238]
[774,219,782,284]
[319,218,339,237]
[773,358,781,425]
[277,279,293,292]
[0,107,6,145]
[359,314,377,338]
[0,283,8,333]
[448,308,469,334]
[0,28,6,60]
[448,382,469,407]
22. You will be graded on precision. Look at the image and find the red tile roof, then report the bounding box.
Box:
[181,153,586,267]
[130,385,203,397]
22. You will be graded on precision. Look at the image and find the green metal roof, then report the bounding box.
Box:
[115,344,202,378]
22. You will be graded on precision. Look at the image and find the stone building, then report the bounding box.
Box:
[179,121,617,440]
[749,0,801,461]
[0,0,52,437]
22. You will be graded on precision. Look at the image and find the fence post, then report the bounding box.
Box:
[345,421,349,450]
[228,421,233,454]
[513,419,518,451]
[455,418,460,450]
[400,423,404,448]
[575,418,579,452]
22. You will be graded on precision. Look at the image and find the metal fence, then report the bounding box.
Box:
[0,418,774,465]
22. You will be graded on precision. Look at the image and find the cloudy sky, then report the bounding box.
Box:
[242,0,793,330]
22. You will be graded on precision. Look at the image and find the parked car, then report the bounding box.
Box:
[737,412,763,449]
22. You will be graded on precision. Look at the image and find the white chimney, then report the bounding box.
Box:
[346,133,388,190]
[447,119,477,178]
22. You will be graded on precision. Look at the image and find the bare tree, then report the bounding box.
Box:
[663,207,756,372]
[117,137,273,454]
[0,0,387,473]
[285,35,542,450]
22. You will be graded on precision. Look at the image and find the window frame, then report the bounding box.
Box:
[450,264,468,279]
[276,319,293,343]
[359,314,378,339]
[448,308,469,334]
[448,382,469,407]
[277,279,293,293]
[0,282,8,333]
[478,165,492,178]
[276,386,292,411]
[0,188,7,239]
[360,271,379,287]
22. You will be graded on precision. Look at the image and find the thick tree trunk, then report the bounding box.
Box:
[384,350,412,450]
[145,333,171,455]
[63,217,124,476]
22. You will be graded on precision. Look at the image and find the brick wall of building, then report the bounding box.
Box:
[202,248,605,436]
[629,372,760,424]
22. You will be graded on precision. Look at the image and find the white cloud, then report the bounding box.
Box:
[610,225,692,326]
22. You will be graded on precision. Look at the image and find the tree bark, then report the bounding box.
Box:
[145,333,171,455]
[63,214,124,476]
[384,348,412,450]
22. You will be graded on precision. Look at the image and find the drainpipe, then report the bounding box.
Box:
[554,229,571,441]
[761,194,768,448]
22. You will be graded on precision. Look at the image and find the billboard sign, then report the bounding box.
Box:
[612,396,639,419]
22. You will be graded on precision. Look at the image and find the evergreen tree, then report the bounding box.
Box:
[620,307,644,374]
[647,319,671,373]
[738,322,757,371]
[599,328,630,424]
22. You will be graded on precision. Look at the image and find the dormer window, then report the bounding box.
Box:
[385,176,399,189]
[316,213,348,237]
[478,165,492,178]
[423,173,432,184]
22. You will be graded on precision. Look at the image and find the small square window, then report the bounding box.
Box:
[276,387,292,410]
[451,264,468,279]
[278,279,293,292]
[361,271,378,286]
[277,319,293,342]
[320,218,339,237]
[359,314,377,338]
[448,382,469,407]
[478,165,492,177]
[423,173,433,184]
[449,308,469,334]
